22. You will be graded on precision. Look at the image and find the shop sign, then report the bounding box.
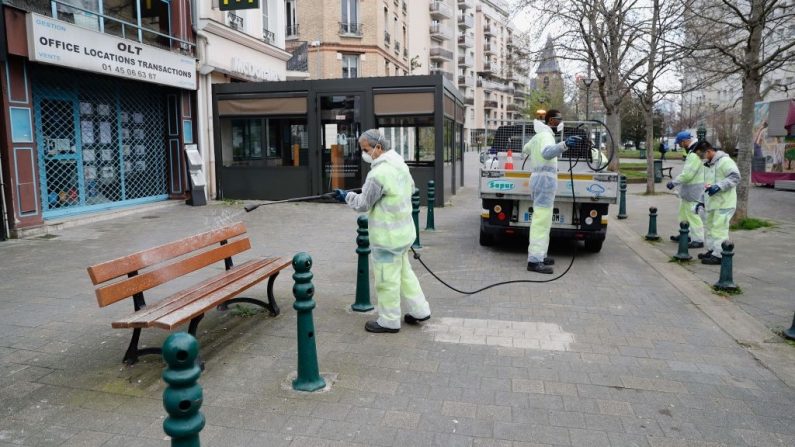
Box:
[27,13,197,90]
[219,0,260,11]
[230,57,280,82]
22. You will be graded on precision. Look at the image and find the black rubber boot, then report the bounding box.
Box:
[365,320,399,333]
[688,241,704,249]
[701,254,722,265]
[543,257,555,266]
[527,262,554,274]
[697,250,713,260]
[404,314,431,325]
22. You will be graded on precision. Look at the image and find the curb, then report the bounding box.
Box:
[612,219,795,388]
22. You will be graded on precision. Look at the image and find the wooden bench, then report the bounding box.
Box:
[87,222,291,365]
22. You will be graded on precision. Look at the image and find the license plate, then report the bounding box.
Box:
[523,213,564,224]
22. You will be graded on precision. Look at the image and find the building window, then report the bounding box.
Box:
[286,0,298,37]
[340,0,360,34]
[262,0,274,43]
[342,54,359,78]
[385,60,390,76]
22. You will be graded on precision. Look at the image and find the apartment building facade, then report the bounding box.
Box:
[194,0,293,198]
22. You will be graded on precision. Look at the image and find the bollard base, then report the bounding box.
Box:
[351,302,375,312]
[713,282,739,292]
[645,235,660,241]
[784,328,795,341]
[292,376,326,392]
[284,372,336,393]
[618,214,628,220]
[673,254,692,261]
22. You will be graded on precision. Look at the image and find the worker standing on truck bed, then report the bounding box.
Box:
[522,109,581,274]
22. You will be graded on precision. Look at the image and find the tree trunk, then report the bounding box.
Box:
[735,74,758,224]
[645,106,656,194]
[606,108,621,172]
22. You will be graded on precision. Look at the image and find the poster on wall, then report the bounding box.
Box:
[81,121,94,144]
[754,99,795,172]
[99,122,112,144]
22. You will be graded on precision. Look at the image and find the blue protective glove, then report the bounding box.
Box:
[564,136,582,148]
[666,181,675,190]
[334,189,348,203]
[706,185,721,196]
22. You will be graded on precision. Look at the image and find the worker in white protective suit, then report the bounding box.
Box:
[666,130,706,248]
[698,141,741,265]
[334,129,431,333]
[522,109,582,274]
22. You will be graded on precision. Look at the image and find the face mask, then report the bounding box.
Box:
[362,151,373,164]
[557,121,564,132]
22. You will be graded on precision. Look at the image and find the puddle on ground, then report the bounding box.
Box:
[422,317,574,351]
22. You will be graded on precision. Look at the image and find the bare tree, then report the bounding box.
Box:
[516,0,649,171]
[684,0,795,222]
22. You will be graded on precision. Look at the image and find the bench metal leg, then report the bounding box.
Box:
[216,273,281,317]
[122,328,162,365]
[187,314,206,371]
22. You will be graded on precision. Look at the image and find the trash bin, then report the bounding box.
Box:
[653,160,663,183]
[639,148,646,159]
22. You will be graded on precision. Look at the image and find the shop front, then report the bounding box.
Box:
[0,4,196,233]
[212,75,465,205]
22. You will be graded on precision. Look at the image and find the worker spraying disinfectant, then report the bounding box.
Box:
[332,129,431,334]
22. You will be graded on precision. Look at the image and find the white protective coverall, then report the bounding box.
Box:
[522,120,568,264]
[703,151,740,256]
[671,141,706,243]
[345,150,431,330]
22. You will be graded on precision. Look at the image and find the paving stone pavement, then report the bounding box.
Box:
[0,151,794,446]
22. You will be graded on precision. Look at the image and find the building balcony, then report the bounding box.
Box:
[402,1,408,14]
[431,68,454,82]
[404,48,409,59]
[458,54,473,67]
[458,0,474,9]
[430,1,453,20]
[339,22,364,37]
[479,62,493,74]
[286,41,309,72]
[507,103,521,112]
[458,33,473,48]
[262,28,275,45]
[464,95,475,106]
[484,24,495,37]
[384,31,391,47]
[484,43,495,55]
[430,46,454,61]
[228,13,244,31]
[458,75,475,88]
[513,86,526,97]
[457,14,473,29]
[286,24,300,38]
[395,41,401,55]
[430,24,451,41]
[484,100,499,109]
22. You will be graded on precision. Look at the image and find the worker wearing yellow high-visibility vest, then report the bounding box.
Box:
[335,129,431,333]
[522,109,581,274]
[699,141,740,265]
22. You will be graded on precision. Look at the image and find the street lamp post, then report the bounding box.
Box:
[582,78,595,120]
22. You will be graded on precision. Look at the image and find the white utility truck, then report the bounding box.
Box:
[478,122,619,252]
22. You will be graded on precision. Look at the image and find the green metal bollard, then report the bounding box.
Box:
[411,189,422,249]
[617,175,628,219]
[673,221,692,261]
[425,180,436,231]
[783,313,795,341]
[645,207,660,241]
[352,215,374,312]
[291,252,326,392]
[162,333,204,447]
[714,241,738,292]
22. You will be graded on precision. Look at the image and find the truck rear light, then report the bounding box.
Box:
[575,232,585,239]
[497,212,506,221]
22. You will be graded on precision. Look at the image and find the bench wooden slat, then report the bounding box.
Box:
[111,257,278,328]
[87,222,247,284]
[151,259,292,330]
[95,238,251,308]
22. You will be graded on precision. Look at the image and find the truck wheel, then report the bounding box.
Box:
[584,239,603,253]
[479,229,495,246]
